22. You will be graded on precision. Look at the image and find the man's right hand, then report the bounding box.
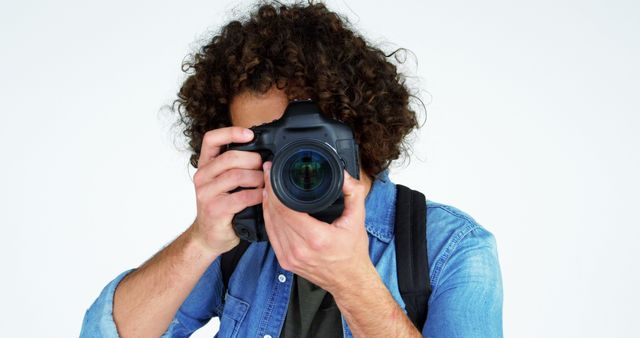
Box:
[189,126,265,256]
[112,126,264,338]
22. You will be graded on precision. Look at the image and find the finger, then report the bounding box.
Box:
[277,218,309,272]
[263,161,307,223]
[262,162,299,260]
[219,188,264,215]
[262,186,287,267]
[332,170,365,230]
[263,184,311,273]
[194,150,262,187]
[196,169,264,201]
[263,161,331,242]
[197,127,254,168]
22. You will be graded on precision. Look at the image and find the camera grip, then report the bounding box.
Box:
[230,187,268,242]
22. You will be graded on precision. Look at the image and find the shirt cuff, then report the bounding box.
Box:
[80,269,186,337]
[80,269,134,338]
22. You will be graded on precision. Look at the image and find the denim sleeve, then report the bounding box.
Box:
[422,223,504,338]
[80,257,224,338]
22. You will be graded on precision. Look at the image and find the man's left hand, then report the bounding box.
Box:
[261,161,377,295]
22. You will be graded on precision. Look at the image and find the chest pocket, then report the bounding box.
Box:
[216,292,250,338]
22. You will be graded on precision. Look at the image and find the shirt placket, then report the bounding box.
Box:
[256,267,294,338]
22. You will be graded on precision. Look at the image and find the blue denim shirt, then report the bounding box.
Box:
[81,170,503,337]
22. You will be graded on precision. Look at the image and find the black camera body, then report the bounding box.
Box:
[226,100,360,242]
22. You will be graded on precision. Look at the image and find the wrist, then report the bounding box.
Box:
[185,222,223,262]
[330,259,381,299]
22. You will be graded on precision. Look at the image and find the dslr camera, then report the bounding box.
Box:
[226,100,360,242]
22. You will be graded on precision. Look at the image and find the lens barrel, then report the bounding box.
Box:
[271,140,344,213]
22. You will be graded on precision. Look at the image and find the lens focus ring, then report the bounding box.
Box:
[271,140,344,213]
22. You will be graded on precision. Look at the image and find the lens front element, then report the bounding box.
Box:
[289,151,325,190]
[271,140,344,213]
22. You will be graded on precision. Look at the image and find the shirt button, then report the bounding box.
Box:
[278,274,287,283]
[264,335,273,338]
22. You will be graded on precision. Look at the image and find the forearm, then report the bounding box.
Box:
[113,224,220,338]
[332,264,422,338]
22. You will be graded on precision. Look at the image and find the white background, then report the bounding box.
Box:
[1,0,638,337]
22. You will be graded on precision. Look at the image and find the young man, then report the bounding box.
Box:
[81,2,502,337]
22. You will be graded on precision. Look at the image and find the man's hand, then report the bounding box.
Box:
[262,161,423,337]
[113,126,264,338]
[261,161,375,295]
[190,126,265,255]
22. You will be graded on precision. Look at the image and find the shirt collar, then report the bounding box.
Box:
[364,169,396,243]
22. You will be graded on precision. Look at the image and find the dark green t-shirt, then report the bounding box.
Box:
[279,274,343,337]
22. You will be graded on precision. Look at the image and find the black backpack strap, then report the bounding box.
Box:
[220,239,251,293]
[394,184,431,330]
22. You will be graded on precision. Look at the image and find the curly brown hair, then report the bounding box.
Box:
[172,1,422,177]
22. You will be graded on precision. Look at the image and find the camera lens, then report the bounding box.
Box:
[284,149,332,201]
[271,140,343,213]
[289,151,327,191]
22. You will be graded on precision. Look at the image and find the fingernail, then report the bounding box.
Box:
[243,128,253,137]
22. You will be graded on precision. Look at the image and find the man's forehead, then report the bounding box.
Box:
[229,87,289,128]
